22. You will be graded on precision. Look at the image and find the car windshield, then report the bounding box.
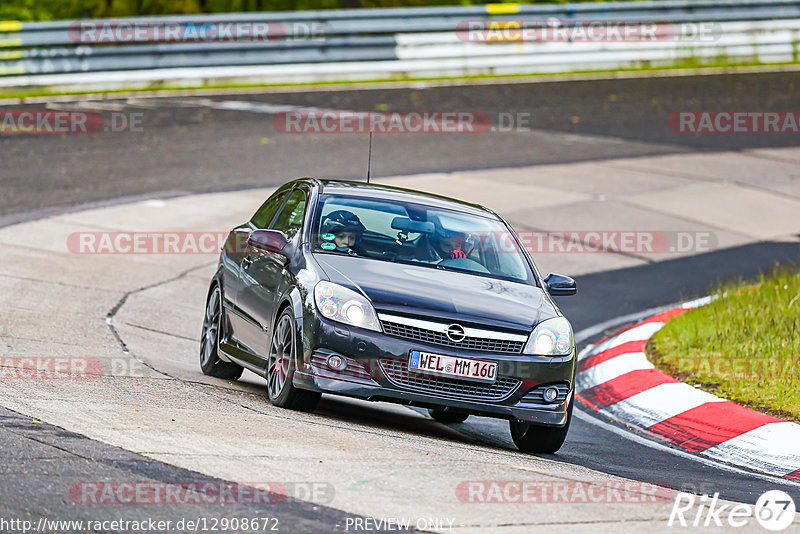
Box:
[311,193,534,284]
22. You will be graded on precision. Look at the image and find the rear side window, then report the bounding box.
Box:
[271,190,307,239]
[251,191,289,229]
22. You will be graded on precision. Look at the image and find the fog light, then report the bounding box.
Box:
[327,355,346,371]
[543,386,560,403]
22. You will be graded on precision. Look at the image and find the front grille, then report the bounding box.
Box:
[379,358,520,402]
[520,383,570,405]
[381,321,525,354]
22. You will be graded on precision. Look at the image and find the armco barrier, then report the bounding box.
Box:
[1,0,799,88]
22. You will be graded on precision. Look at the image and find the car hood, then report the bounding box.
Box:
[313,254,557,332]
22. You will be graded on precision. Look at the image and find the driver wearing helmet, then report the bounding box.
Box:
[320,210,367,255]
[433,227,469,262]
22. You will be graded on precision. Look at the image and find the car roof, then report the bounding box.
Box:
[298,178,498,218]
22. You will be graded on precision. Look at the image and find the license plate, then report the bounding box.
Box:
[408,350,497,383]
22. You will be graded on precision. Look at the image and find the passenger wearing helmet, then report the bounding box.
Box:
[320,210,367,255]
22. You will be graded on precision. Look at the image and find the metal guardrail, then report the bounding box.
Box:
[1,0,799,87]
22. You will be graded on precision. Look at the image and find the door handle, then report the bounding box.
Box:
[242,256,253,268]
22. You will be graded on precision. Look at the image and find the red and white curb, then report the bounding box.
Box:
[576,297,800,481]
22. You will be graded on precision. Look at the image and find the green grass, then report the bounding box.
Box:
[647,266,800,422]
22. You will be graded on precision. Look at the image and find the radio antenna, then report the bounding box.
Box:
[366,131,373,184]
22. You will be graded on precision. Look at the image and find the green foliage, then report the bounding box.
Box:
[0,0,650,21]
[0,0,43,21]
[648,265,800,421]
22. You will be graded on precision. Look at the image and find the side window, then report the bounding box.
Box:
[271,190,307,239]
[251,191,288,229]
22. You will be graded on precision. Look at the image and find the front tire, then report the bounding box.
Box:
[200,286,243,380]
[266,308,320,412]
[510,398,573,454]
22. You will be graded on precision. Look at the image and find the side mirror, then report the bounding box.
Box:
[544,273,576,296]
[248,229,288,255]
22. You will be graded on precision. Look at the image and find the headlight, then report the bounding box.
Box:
[523,317,573,356]
[314,281,381,332]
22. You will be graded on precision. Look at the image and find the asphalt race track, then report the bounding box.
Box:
[3,70,800,222]
[1,70,800,532]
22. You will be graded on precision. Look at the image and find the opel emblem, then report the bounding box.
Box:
[446,324,466,343]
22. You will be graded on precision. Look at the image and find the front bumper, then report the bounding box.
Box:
[293,317,576,426]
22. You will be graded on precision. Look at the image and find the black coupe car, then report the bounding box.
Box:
[201,178,577,453]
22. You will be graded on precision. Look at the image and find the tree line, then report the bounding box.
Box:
[1,0,628,22]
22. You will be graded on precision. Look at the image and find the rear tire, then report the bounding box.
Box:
[509,398,573,454]
[200,286,243,380]
[428,408,469,424]
[266,308,320,412]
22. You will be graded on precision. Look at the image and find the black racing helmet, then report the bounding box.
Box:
[320,210,366,236]
[432,217,462,241]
